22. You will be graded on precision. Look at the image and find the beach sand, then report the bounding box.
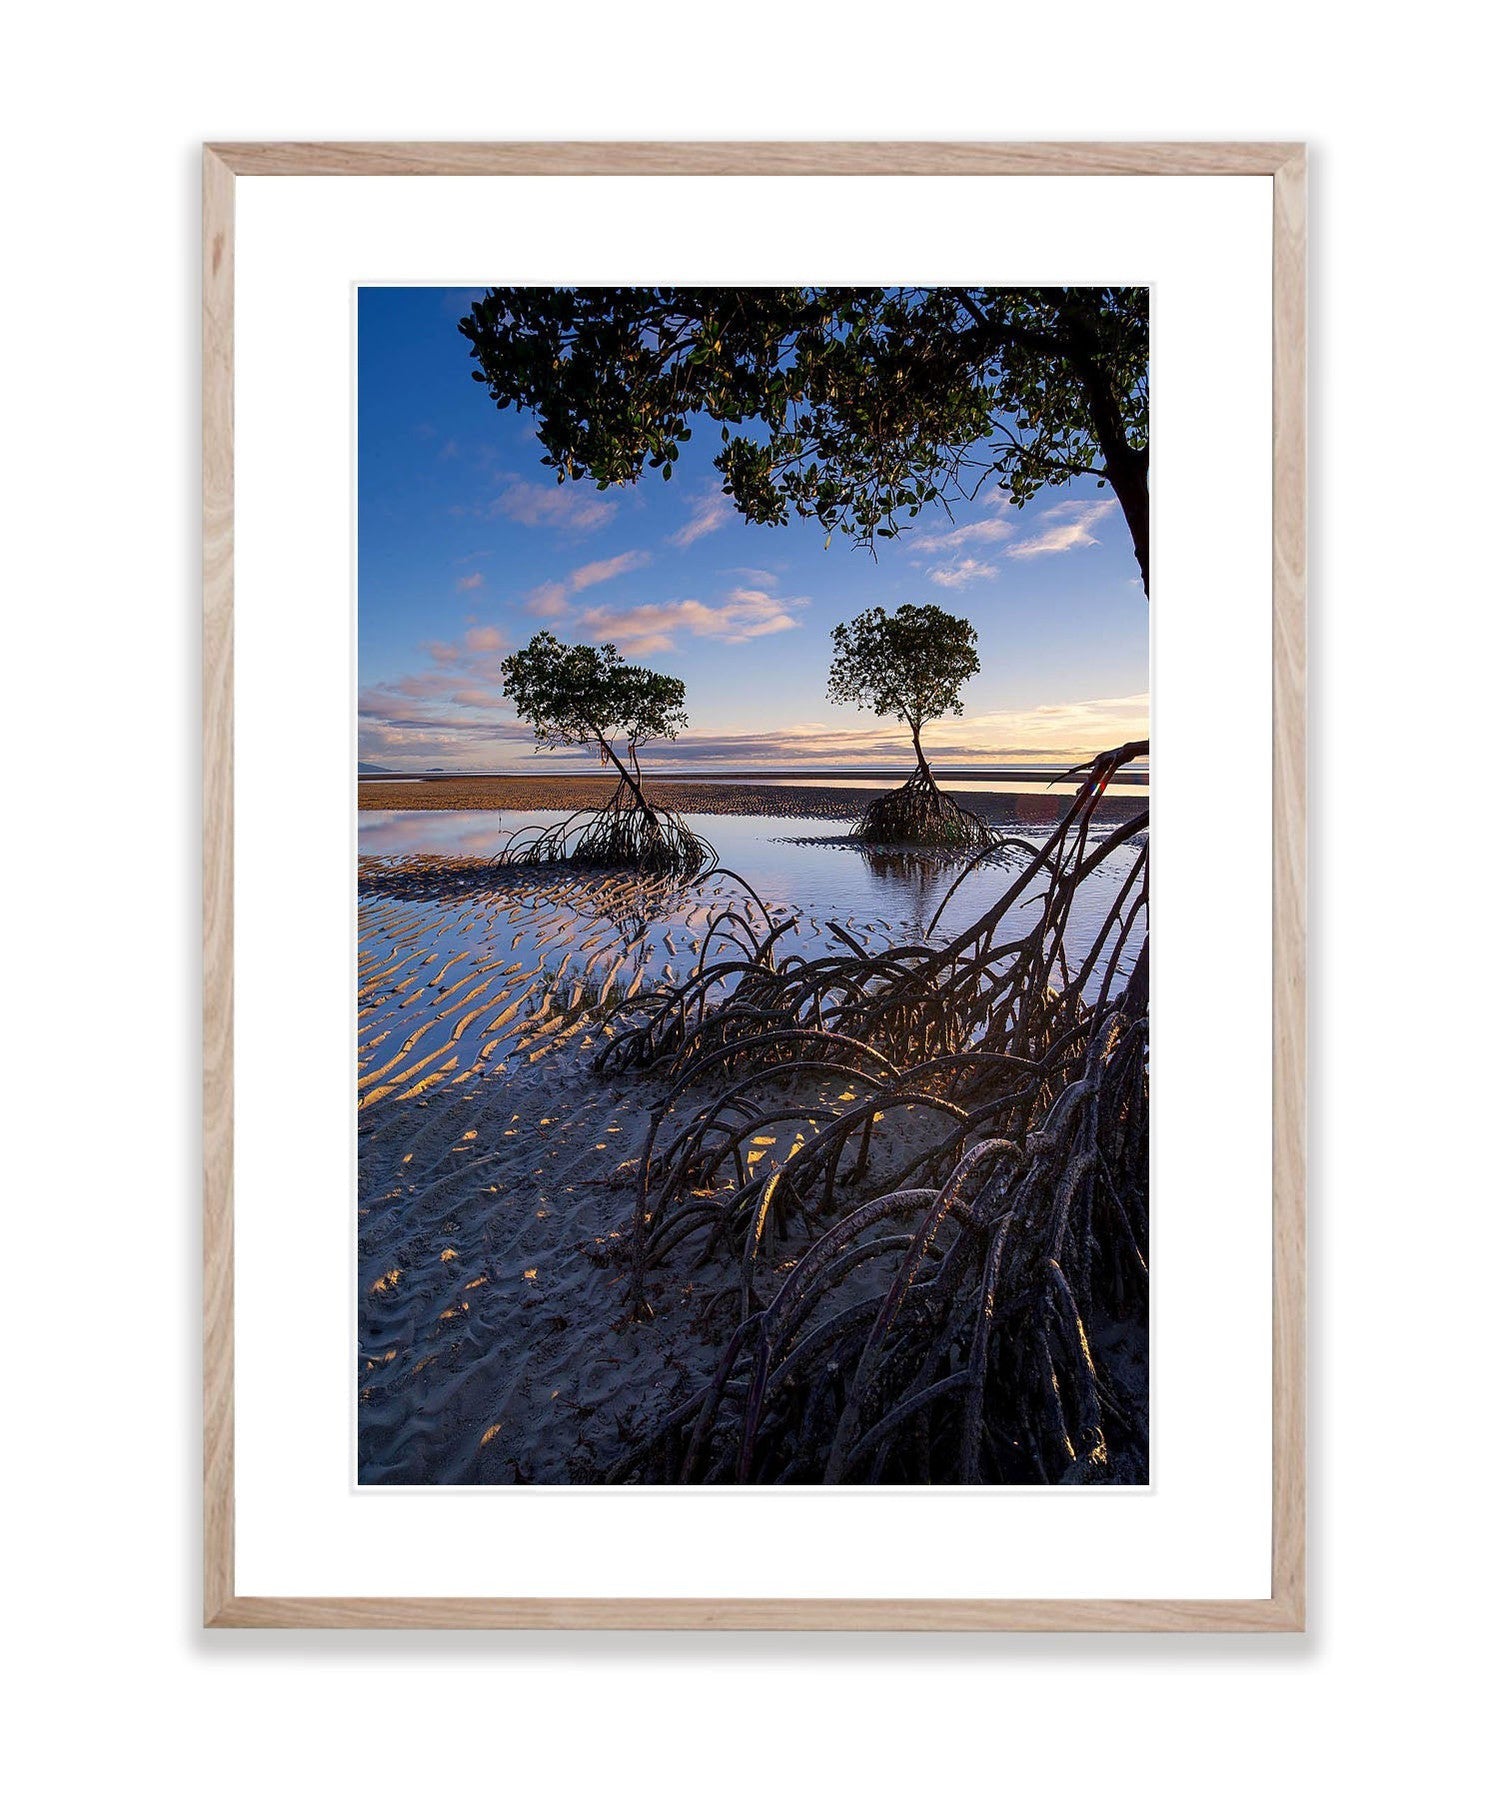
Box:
[358,772,1146,826]
[361,1038,704,1483]
[358,861,865,1483]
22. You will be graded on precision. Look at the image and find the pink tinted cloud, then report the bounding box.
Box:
[524,551,652,618]
[569,549,652,592]
[490,479,617,532]
[579,587,806,655]
[525,582,570,617]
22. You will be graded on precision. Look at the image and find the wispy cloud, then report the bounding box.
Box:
[929,556,999,590]
[374,626,507,694]
[670,487,734,548]
[1007,498,1114,559]
[358,709,534,767]
[579,587,808,656]
[455,570,485,592]
[569,549,652,592]
[923,496,1117,585]
[908,488,1015,552]
[525,581,570,618]
[521,551,652,619]
[358,627,519,766]
[490,478,617,532]
[927,693,1149,754]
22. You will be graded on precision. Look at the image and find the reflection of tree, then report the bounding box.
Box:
[863,847,941,887]
[858,844,953,936]
[566,869,690,952]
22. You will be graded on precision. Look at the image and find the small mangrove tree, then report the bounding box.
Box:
[497,631,712,875]
[828,602,989,849]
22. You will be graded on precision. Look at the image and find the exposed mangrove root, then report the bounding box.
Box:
[598,740,1150,1483]
[848,764,993,852]
[493,777,716,878]
[610,1006,1148,1484]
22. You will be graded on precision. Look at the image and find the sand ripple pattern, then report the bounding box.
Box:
[356,856,928,1114]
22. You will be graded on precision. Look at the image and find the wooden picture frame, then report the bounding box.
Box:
[203,140,1306,1630]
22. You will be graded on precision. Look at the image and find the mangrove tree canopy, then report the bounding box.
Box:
[827,602,980,776]
[501,630,688,775]
[497,632,708,874]
[827,602,989,849]
[458,286,1150,591]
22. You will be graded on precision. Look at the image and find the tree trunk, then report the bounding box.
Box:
[1053,295,1150,596]
[952,296,1150,596]
[599,737,656,817]
[911,724,936,786]
[1102,446,1150,596]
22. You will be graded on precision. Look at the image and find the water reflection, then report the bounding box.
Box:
[359,806,1143,962]
[859,845,961,936]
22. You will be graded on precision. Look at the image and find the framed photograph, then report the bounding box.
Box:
[204,141,1305,1628]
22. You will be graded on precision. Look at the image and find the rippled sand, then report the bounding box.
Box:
[357,858,903,1483]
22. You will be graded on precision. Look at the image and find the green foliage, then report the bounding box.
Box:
[500,630,688,758]
[458,287,1150,586]
[827,603,980,743]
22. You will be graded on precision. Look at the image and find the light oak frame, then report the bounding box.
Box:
[203,140,1306,1630]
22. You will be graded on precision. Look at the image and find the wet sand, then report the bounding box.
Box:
[360,1038,703,1483]
[359,772,1146,826]
[358,860,890,1482]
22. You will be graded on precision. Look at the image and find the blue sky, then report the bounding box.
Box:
[358,287,1148,772]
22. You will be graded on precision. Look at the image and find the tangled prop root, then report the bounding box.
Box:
[611,1006,1147,1484]
[493,778,716,878]
[599,740,1150,1484]
[848,765,993,852]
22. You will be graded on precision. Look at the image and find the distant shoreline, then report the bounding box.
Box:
[360,764,1148,785]
[358,772,1148,825]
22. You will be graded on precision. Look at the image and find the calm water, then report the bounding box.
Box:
[359,807,1146,955]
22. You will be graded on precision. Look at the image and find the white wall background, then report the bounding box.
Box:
[4,5,1492,1794]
